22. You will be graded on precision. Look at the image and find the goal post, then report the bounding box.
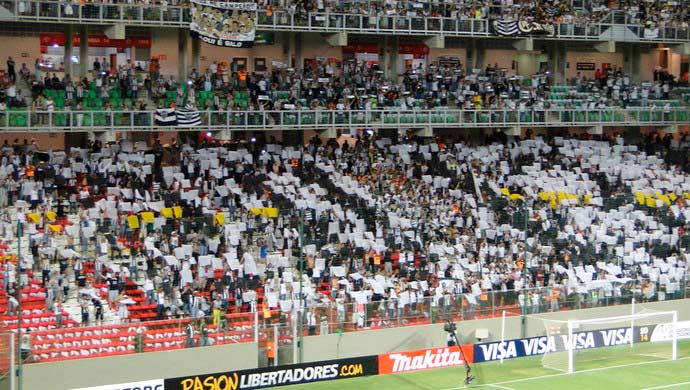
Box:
[537,310,678,374]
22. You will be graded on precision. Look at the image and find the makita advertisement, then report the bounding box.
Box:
[164,356,378,390]
[473,326,639,363]
[378,346,474,374]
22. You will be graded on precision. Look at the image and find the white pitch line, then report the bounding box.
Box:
[487,384,515,390]
[441,356,690,390]
[640,381,690,390]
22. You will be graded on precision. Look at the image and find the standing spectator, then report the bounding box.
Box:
[156,287,166,320]
[92,297,104,324]
[7,57,16,83]
[307,309,317,335]
[199,321,210,347]
[20,330,30,361]
[266,339,275,366]
[80,299,90,326]
[184,321,196,348]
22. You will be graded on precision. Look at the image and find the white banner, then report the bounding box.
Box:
[71,379,164,390]
[190,0,257,47]
[646,321,690,342]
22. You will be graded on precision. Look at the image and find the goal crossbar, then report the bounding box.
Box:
[530,310,678,326]
[568,311,678,326]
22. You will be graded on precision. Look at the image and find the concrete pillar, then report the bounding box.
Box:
[285,32,302,68]
[465,39,485,71]
[64,25,74,80]
[191,36,201,75]
[79,25,89,78]
[283,32,294,67]
[547,41,567,84]
[295,33,303,70]
[474,40,485,70]
[515,52,538,78]
[381,36,399,81]
[178,29,189,83]
[623,44,641,84]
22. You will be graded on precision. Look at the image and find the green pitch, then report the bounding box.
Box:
[286,341,690,390]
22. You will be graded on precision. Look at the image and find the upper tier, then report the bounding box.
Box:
[1,1,688,44]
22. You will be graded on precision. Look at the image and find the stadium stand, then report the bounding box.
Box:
[0,0,687,381]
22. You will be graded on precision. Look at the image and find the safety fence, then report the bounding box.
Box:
[0,107,687,132]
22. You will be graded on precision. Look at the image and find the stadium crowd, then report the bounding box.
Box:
[0,127,689,337]
[5,54,683,117]
[7,0,690,31]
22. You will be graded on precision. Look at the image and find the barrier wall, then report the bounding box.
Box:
[22,341,259,390]
[15,299,690,390]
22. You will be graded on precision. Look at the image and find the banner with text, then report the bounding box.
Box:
[640,321,690,342]
[378,346,474,375]
[71,379,164,390]
[164,355,378,390]
[473,326,641,363]
[190,0,257,48]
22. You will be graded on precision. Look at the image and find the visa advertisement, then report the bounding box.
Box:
[473,326,640,363]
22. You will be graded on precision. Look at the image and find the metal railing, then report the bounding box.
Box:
[1,0,689,43]
[311,280,690,336]
[0,107,686,132]
[13,276,690,365]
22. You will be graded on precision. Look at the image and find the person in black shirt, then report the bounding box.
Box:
[106,273,119,304]
[92,298,103,324]
[6,57,15,83]
[80,301,89,326]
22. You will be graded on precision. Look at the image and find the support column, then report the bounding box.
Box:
[515,52,538,78]
[623,44,641,84]
[465,39,485,71]
[547,41,567,84]
[79,25,89,79]
[381,36,399,81]
[474,40,485,70]
[283,32,295,68]
[284,32,302,69]
[178,28,189,83]
[64,25,74,80]
[295,32,303,70]
[191,36,201,74]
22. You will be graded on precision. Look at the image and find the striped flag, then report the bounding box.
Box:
[154,107,177,126]
[492,19,555,37]
[176,104,202,127]
[493,20,519,36]
[154,105,201,127]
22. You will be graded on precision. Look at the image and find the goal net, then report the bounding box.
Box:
[539,310,678,374]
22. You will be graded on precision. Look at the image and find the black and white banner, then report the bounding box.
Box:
[155,105,202,127]
[492,20,556,37]
[190,0,257,47]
